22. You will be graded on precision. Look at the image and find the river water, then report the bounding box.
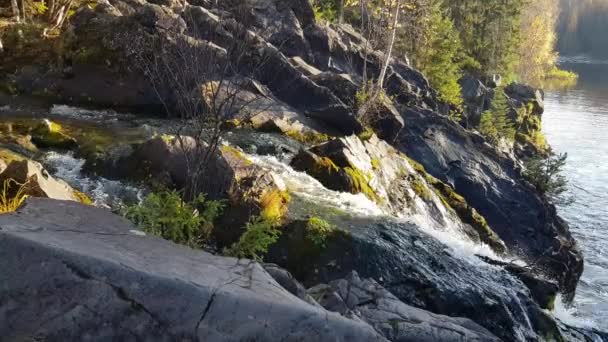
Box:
[544,57,608,330]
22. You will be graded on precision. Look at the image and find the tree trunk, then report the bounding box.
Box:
[376,0,401,91]
[19,0,27,23]
[11,0,20,22]
[338,0,344,24]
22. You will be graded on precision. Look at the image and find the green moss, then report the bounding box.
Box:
[220,145,253,166]
[314,156,339,174]
[405,156,426,174]
[305,216,336,249]
[358,127,375,142]
[410,177,433,202]
[31,120,78,149]
[429,178,506,254]
[344,166,381,203]
[259,189,291,223]
[286,130,330,145]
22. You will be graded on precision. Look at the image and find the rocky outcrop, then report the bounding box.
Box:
[396,106,582,301]
[267,216,564,341]
[0,198,385,341]
[308,271,500,342]
[0,159,90,203]
[0,198,514,341]
[291,134,506,252]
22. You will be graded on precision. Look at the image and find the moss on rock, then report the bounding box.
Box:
[286,130,330,145]
[73,189,93,205]
[344,166,381,203]
[260,189,291,223]
[31,120,78,150]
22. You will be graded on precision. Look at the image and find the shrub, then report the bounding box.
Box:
[123,190,225,248]
[225,216,281,260]
[523,150,571,205]
[306,217,336,249]
[0,179,28,214]
[478,88,516,144]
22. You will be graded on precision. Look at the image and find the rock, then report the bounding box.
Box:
[396,106,583,301]
[310,72,359,105]
[460,75,491,127]
[289,56,322,76]
[0,159,90,204]
[505,83,544,114]
[0,198,387,341]
[30,119,78,150]
[291,134,505,252]
[267,216,564,341]
[263,263,321,308]
[479,256,559,310]
[308,271,501,342]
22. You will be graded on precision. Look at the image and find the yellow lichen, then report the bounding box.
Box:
[314,157,339,174]
[410,177,433,202]
[259,189,291,223]
[73,190,93,205]
[344,166,381,203]
[371,158,381,171]
[221,145,253,166]
[286,130,330,145]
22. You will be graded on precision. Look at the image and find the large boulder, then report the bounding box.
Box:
[0,198,387,341]
[30,119,78,150]
[0,159,90,204]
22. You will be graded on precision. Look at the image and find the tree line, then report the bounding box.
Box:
[314,0,570,106]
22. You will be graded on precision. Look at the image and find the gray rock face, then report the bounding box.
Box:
[396,106,583,301]
[0,198,387,341]
[267,216,563,342]
[308,271,501,342]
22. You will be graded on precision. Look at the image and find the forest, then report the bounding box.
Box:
[314,0,575,104]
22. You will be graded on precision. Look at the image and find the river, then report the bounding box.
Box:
[544,56,608,330]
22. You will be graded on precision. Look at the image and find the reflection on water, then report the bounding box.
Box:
[544,57,608,329]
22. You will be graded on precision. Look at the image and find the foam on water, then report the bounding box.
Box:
[248,153,510,265]
[44,151,144,208]
[248,154,385,217]
[50,104,133,121]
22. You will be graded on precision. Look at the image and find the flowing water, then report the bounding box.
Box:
[544,57,608,330]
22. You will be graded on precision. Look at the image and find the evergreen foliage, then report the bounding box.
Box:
[523,150,572,205]
[225,216,281,261]
[123,190,225,248]
[478,89,516,144]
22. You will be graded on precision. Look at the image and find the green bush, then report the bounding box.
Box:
[306,217,336,249]
[478,88,516,144]
[123,190,225,248]
[225,216,281,261]
[523,150,572,205]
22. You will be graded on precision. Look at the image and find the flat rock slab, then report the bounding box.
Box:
[0,198,386,341]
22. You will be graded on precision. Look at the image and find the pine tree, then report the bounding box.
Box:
[478,88,515,144]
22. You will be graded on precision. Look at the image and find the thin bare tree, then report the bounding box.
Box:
[133,6,273,199]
